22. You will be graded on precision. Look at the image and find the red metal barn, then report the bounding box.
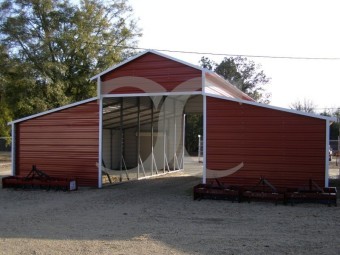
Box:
[8,50,335,188]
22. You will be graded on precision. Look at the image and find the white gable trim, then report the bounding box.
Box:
[8,97,98,125]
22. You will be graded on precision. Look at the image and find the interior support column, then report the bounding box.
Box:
[119,97,123,182]
[173,99,177,171]
[163,97,166,173]
[110,129,113,170]
[151,97,154,175]
[137,98,140,179]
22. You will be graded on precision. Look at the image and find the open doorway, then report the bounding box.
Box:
[100,94,203,185]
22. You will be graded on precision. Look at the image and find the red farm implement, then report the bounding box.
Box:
[284,179,337,207]
[2,165,77,191]
[193,180,241,202]
[241,178,284,205]
[194,177,337,206]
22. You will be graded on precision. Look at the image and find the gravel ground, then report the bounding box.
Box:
[0,160,340,255]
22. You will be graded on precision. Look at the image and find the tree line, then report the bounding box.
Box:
[0,0,142,137]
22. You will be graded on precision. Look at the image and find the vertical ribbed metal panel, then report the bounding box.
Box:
[15,101,99,187]
[206,97,326,188]
[101,52,202,93]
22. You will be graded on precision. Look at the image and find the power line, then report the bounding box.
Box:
[87,42,340,60]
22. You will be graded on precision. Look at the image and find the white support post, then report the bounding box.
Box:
[163,99,166,173]
[173,99,177,171]
[110,129,113,170]
[151,98,154,175]
[325,119,330,187]
[98,80,103,188]
[119,98,123,182]
[11,123,15,176]
[203,95,207,184]
[137,98,140,179]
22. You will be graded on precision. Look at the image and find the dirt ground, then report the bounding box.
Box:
[1,159,340,255]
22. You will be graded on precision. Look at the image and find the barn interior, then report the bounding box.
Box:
[101,95,203,184]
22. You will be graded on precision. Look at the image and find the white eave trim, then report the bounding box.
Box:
[90,49,208,81]
[8,97,98,125]
[204,92,336,122]
[102,91,202,98]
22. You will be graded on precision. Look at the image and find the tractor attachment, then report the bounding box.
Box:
[2,165,77,191]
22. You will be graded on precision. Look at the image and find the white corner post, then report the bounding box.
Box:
[11,123,15,176]
[325,119,330,187]
[203,95,207,184]
[182,113,186,170]
[98,77,103,188]
[202,70,207,184]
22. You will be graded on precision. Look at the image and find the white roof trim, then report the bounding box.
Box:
[205,92,336,121]
[102,91,202,98]
[8,97,98,125]
[90,49,207,81]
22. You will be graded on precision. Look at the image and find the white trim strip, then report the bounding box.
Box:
[202,94,207,184]
[325,120,330,187]
[102,91,202,98]
[90,49,207,81]
[98,97,103,188]
[8,97,98,125]
[204,92,336,122]
[11,124,15,176]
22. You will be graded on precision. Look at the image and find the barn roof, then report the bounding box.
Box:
[8,50,337,125]
[8,97,98,125]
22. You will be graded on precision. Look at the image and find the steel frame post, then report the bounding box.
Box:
[119,97,123,182]
[11,124,15,176]
[163,97,166,173]
[137,97,140,179]
[173,98,177,171]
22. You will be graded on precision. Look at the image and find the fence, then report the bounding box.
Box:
[0,137,11,174]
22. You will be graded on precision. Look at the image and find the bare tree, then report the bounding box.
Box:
[290,99,317,113]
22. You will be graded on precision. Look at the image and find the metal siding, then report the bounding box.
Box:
[101,52,202,93]
[15,101,99,187]
[206,97,326,188]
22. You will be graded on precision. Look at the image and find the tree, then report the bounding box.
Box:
[199,56,271,103]
[290,99,316,113]
[185,114,203,154]
[321,108,340,140]
[0,0,141,120]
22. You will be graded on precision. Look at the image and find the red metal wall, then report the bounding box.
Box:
[206,97,326,188]
[15,100,99,187]
[101,52,202,93]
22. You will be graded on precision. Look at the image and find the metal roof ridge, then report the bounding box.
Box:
[8,97,98,125]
